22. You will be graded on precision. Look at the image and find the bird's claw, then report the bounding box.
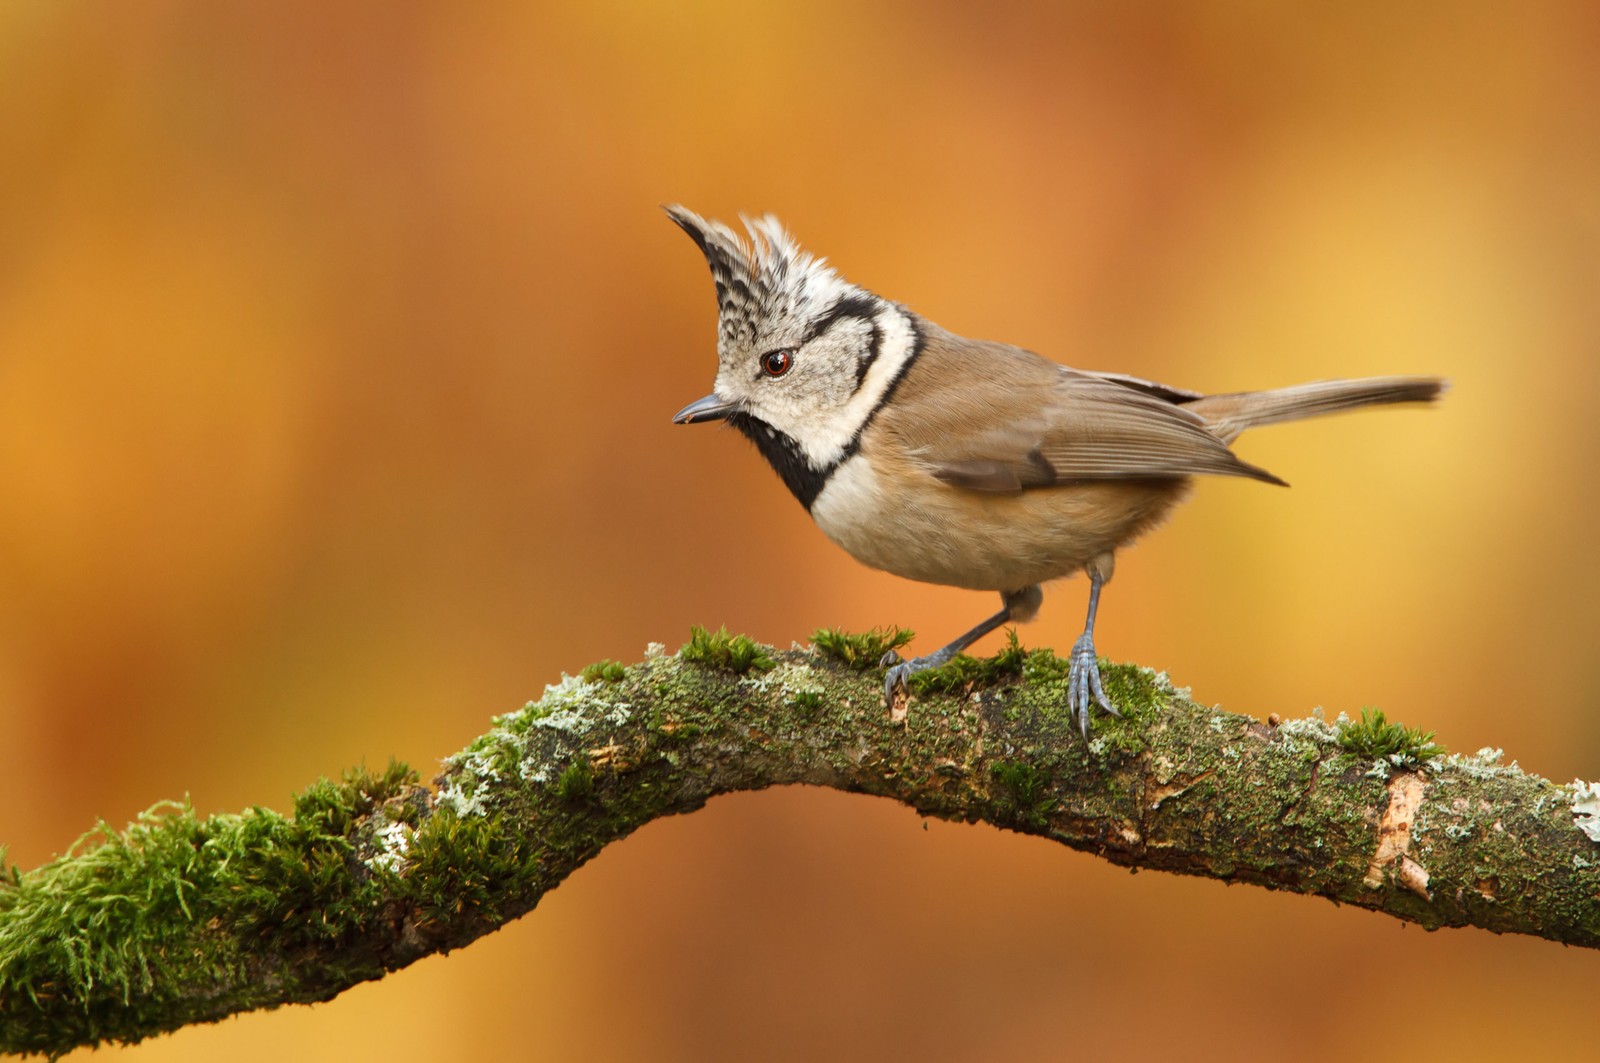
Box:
[883,663,909,706]
[885,635,1116,740]
[880,649,953,707]
[1067,633,1118,740]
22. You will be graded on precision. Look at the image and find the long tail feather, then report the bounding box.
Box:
[1188,376,1445,443]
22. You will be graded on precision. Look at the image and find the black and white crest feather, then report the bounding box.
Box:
[665,205,859,362]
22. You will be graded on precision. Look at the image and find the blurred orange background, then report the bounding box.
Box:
[3,3,1598,1059]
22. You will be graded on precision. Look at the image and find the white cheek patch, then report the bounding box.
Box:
[783,304,918,469]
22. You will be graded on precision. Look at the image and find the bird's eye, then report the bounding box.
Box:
[760,349,793,377]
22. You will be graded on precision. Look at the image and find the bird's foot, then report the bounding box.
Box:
[879,647,958,706]
[1067,633,1119,740]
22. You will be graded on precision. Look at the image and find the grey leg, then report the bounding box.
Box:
[1066,569,1119,739]
[882,586,1040,704]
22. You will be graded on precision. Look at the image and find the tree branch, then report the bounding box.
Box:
[4,631,1599,1056]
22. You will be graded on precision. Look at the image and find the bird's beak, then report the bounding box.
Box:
[673,394,738,424]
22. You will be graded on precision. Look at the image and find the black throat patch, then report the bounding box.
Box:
[729,414,832,510]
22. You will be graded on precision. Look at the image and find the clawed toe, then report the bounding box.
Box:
[883,661,911,704]
[1067,634,1118,739]
[880,649,957,707]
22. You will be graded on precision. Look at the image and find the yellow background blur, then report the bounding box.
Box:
[3,3,1598,1059]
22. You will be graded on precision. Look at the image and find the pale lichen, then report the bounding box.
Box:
[365,819,412,874]
[1275,710,1341,756]
[1439,747,1521,781]
[438,729,529,818]
[741,661,825,705]
[1570,781,1600,844]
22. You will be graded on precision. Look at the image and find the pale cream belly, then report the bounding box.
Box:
[810,455,1188,591]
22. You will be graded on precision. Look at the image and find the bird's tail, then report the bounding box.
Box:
[1189,376,1446,444]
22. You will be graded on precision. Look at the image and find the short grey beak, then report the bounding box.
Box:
[673,394,738,424]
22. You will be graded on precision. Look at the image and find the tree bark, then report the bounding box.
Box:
[3,636,1598,1057]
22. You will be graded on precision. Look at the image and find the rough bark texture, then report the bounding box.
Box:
[3,635,1599,1057]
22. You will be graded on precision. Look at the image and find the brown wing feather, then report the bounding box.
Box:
[1085,370,1205,405]
[1034,372,1285,484]
[878,327,1285,492]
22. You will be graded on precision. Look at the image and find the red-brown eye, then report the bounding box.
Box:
[760,349,793,377]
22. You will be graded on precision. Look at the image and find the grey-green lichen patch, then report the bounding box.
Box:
[525,673,636,733]
[1277,708,1341,749]
[1128,698,1393,901]
[443,672,640,802]
[741,660,828,713]
[1571,781,1600,843]
[439,740,513,816]
[1438,747,1520,781]
[364,815,413,874]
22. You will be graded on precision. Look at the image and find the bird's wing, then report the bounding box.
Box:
[1082,369,1205,405]
[881,331,1284,493]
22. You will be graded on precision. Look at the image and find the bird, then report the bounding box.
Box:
[666,205,1443,738]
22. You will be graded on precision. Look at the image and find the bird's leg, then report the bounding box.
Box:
[1066,567,1119,739]
[881,586,1041,704]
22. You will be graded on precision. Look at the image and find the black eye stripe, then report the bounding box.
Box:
[852,319,884,393]
[800,294,878,345]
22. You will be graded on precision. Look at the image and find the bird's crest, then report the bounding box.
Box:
[664,204,856,359]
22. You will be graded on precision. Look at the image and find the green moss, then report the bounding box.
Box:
[397,807,542,926]
[222,762,424,954]
[791,689,823,712]
[553,758,595,801]
[907,633,1029,695]
[294,759,420,834]
[990,759,1056,828]
[679,625,776,674]
[0,761,431,1055]
[988,656,1162,756]
[990,630,1030,673]
[811,626,915,669]
[0,803,207,1024]
[1337,708,1444,763]
[580,660,628,684]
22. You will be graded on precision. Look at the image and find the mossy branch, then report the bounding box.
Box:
[5,632,1600,1057]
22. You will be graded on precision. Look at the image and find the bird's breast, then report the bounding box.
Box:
[809,453,1189,592]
